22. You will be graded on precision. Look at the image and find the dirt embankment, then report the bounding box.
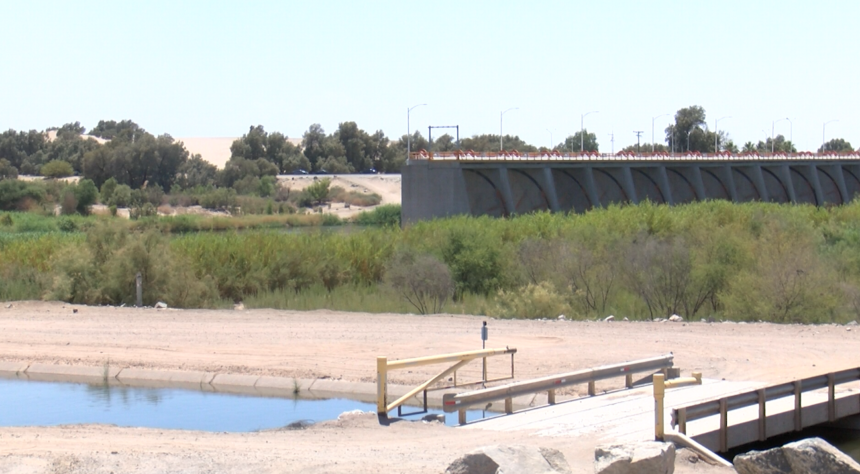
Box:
[2,301,854,473]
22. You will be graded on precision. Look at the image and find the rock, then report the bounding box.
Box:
[154,301,168,309]
[669,314,683,322]
[847,320,858,326]
[421,414,445,423]
[445,445,571,474]
[734,437,860,474]
[622,317,629,321]
[4,304,11,308]
[604,315,615,322]
[594,442,675,474]
[234,302,245,311]
[558,314,566,321]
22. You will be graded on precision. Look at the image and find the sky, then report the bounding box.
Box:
[1,0,858,153]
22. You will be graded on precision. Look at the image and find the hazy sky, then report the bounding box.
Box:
[2,0,857,152]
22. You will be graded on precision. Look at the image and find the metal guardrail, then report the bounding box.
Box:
[409,150,860,162]
[442,353,674,425]
[376,347,517,417]
[671,367,860,452]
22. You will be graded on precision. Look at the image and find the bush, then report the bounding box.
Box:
[100,178,118,204]
[302,178,331,207]
[129,202,157,220]
[492,282,569,319]
[40,160,75,178]
[385,249,453,314]
[0,180,45,210]
[60,191,78,215]
[353,204,401,227]
[442,227,506,297]
[57,217,78,232]
[73,179,99,215]
[0,214,12,226]
[110,184,133,207]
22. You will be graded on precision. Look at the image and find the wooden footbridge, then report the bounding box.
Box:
[376,349,860,464]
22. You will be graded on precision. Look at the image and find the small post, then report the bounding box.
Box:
[626,373,633,388]
[719,398,728,452]
[548,389,556,405]
[377,356,388,416]
[481,321,488,382]
[794,380,802,431]
[135,272,142,307]
[677,407,687,434]
[588,380,596,396]
[505,397,513,414]
[459,409,466,425]
[757,388,767,441]
[654,373,665,440]
[828,373,836,422]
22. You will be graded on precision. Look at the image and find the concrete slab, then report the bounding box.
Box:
[116,368,215,390]
[25,363,121,383]
[0,361,29,374]
[254,376,314,398]
[210,373,260,388]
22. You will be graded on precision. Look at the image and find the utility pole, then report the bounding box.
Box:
[634,131,644,156]
[608,132,615,155]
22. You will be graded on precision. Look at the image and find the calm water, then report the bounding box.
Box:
[724,425,860,463]
[0,378,484,431]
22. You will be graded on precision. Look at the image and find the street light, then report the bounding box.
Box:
[407,103,426,160]
[772,118,789,153]
[580,111,598,152]
[714,116,731,153]
[500,107,518,151]
[546,129,553,150]
[823,120,839,153]
[786,118,793,146]
[652,114,670,153]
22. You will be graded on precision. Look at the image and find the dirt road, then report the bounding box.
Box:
[1,301,857,473]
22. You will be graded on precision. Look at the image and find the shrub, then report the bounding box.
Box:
[0,214,12,226]
[492,282,568,319]
[302,178,331,206]
[57,217,78,232]
[353,204,401,227]
[442,228,506,297]
[129,203,157,220]
[40,160,75,178]
[100,177,118,204]
[0,180,45,210]
[110,185,133,207]
[60,191,78,215]
[385,249,453,314]
[109,205,117,216]
[73,179,99,215]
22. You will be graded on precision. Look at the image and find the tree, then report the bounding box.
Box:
[753,135,796,154]
[304,178,331,205]
[559,130,599,153]
[431,134,458,152]
[665,106,710,153]
[460,134,537,153]
[386,250,454,314]
[301,123,327,169]
[177,154,217,188]
[73,179,99,215]
[88,120,145,141]
[819,138,853,153]
[40,160,74,178]
[230,125,309,173]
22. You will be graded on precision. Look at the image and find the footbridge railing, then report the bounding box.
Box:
[669,367,860,453]
[376,347,517,417]
[442,353,674,425]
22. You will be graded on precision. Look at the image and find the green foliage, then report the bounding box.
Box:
[40,160,74,178]
[353,204,401,227]
[819,138,854,153]
[302,178,331,206]
[0,179,45,210]
[442,226,507,297]
[73,179,99,215]
[109,184,133,207]
[385,249,454,314]
[493,282,568,319]
[100,177,118,204]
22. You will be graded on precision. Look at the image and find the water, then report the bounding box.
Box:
[0,378,485,431]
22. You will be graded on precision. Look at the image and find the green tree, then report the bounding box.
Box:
[88,120,145,141]
[73,179,99,215]
[100,177,118,203]
[460,134,537,153]
[40,160,74,178]
[304,178,331,205]
[301,123,328,170]
[177,154,218,188]
[819,138,853,153]
[560,130,599,153]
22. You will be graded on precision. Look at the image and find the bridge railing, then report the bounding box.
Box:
[442,353,674,425]
[671,367,860,452]
[409,150,860,162]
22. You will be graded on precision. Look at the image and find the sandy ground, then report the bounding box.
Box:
[1,302,857,473]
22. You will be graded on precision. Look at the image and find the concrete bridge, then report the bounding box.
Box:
[401,152,860,224]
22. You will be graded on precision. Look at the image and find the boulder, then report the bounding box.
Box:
[604,315,615,322]
[445,445,571,474]
[734,437,860,474]
[594,442,675,474]
[669,314,683,322]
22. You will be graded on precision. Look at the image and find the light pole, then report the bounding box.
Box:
[652,114,670,153]
[714,116,731,153]
[407,103,426,160]
[581,110,598,152]
[823,120,838,153]
[500,107,518,151]
[772,118,788,153]
[546,129,553,150]
[786,118,793,147]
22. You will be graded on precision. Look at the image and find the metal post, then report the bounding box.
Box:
[135,272,142,307]
[581,110,598,152]
[481,321,488,382]
[407,103,426,160]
